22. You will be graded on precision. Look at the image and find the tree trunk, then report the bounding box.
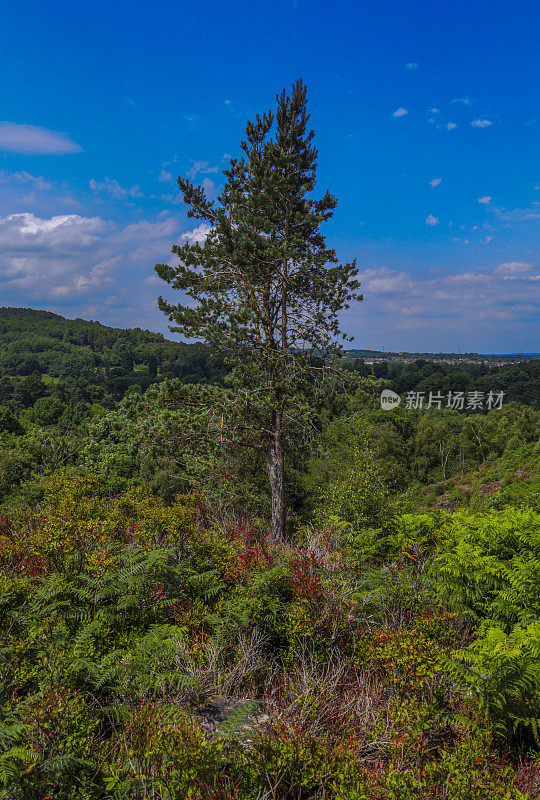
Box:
[267,410,286,538]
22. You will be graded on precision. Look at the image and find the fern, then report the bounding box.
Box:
[0,747,39,787]
[447,622,540,745]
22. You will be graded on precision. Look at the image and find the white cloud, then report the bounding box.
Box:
[446,122,457,130]
[350,263,540,340]
[452,97,472,105]
[426,214,439,226]
[158,169,173,182]
[201,177,217,200]
[0,212,108,244]
[179,223,211,246]
[428,108,439,114]
[160,193,181,205]
[472,119,493,128]
[357,267,415,295]
[187,160,219,180]
[477,196,492,204]
[492,261,533,276]
[0,123,82,154]
[0,212,111,297]
[0,211,182,302]
[493,201,540,221]
[405,62,418,70]
[0,170,51,190]
[89,177,143,199]
[429,178,442,187]
[393,108,408,118]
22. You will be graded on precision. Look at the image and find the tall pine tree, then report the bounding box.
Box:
[155,80,361,537]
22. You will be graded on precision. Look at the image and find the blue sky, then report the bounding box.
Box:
[0,0,539,352]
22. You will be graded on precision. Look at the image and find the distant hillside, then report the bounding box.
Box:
[344,353,539,408]
[345,348,537,363]
[0,307,228,398]
[1,308,538,408]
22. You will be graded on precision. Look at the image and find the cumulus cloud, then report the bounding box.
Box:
[0,212,111,297]
[430,178,442,187]
[0,123,82,154]
[393,108,408,118]
[349,262,540,344]
[160,192,181,205]
[446,122,457,130]
[158,169,173,182]
[356,267,415,295]
[477,196,492,204]
[187,160,219,179]
[178,223,211,246]
[3,210,537,349]
[0,171,51,190]
[471,119,493,128]
[201,177,218,200]
[426,214,439,226]
[452,97,472,105]
[493,201,540,221]
[0,211,181,302]
[0,212,108,244]
[89,177,143,199]
[492,261,534,276]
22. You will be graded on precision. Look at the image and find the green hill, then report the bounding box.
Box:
[0,307,228,401]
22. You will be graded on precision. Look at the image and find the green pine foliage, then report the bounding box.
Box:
[155,80,361,538]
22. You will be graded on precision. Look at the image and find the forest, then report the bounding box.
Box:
[0,81,539,800]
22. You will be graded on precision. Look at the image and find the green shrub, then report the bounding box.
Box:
[449,622,540,747]
[435,508,540,746]
[434,508,540,628]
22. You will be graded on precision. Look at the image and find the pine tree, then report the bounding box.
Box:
[155,79,361,537]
